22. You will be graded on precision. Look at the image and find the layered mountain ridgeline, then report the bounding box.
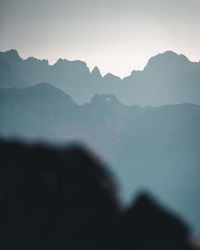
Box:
[0,83,133,158]
[1,83,199,157]
[0,49,200,106]
[0,83,200,236]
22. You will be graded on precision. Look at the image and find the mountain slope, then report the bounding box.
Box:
[0,56,27,88]
[0,49,200,105]
[0,84,200,235]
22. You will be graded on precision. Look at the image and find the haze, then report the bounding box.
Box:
[0,0,200,77]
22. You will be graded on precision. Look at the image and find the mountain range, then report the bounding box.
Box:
[0,49,200,106]
[0,49,200,235]
[0,82,200,236]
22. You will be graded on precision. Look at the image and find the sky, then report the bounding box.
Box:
[0,0,200,77]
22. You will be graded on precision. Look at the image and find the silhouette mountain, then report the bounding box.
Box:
[113,193,195,250]
[0,140,120,250]
[91,66,102,80]
[0,83,200,236]
[0,49,200,105]
[143,50,194,73]
[0,83,79,140]
[0,53,27,88]
[0,140,197,250]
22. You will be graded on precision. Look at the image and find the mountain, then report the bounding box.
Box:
[0,49,200,105]
[143,50,196,73]
[0,83,200,235]
[120,51,200,106]
[0,140,195,250]
[0,83,79,140]
[91,66,102,80]
[0,51,27,88]
[0,49,95,103]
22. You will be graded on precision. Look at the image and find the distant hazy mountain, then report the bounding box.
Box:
[0,55,27,88]
[121,51,200,106]
[0,83,200,235]
[0,49,95,103]
[1,82,199,158]
[0,49,200,106]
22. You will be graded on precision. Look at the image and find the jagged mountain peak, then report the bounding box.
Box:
[25,56,49,65]
[54,58,87,67]
[144,50,191,72]
[91,66,102,79]
[150,50,189,62]
[55,58,68,64]
[0,49,22,63]
[53,58,90,75]
[3,49,19,56]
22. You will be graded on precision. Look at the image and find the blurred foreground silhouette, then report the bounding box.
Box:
[0,140,199,250]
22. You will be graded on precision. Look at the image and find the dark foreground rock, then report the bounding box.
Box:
[0,139,198,250]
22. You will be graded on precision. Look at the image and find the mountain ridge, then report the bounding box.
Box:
[0,49,200,106]
[0,82,200,236]
[1,49,198,76]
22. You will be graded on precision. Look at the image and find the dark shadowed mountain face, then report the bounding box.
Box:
[0,49,200,105]
[0,140,196,250]
[0,83,200,236]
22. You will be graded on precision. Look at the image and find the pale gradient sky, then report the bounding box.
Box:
[0,0,200,77]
